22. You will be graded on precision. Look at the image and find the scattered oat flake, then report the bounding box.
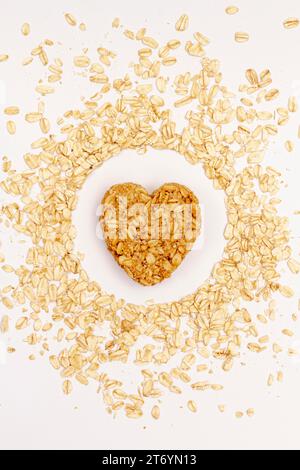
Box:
[222,356,233,372]
[44,39,54,46]
[79,23,86,31]
[235,411,244,418]
[279,285,294,297]
[235,32,249,43]
[225,6,239,15]
[39,49,48,66]
[277,371,283,383]
[258,335,269,344]
[162,56,177,66]
[0,315,9,333]
[112,17,120,28]
[287,258,300,274]
[288,348,299,357]
[187,400,197,413]
[2,264,14,273]
[35,84,54,95]
[273,343,283,354]
[156,76,167,93]
[283,18,299,29]
[21,23,30,36]
[151,405,160,419]
[63,379,73,395]
[25,112,42,123]
[142,37,158,49]
[175,14,189,32]
[64,13,77,26]
[22,57,33,66]
[15,317,28,330]
[39,117,50,134]
[285,140,294,152]
[218,404,226,413]
[246,408,255,417]
[73,55,90,67]
[267,374,274,386]
[6,121,16,135]
[0,54,9,62]
[49,355,60,370]
[124,30,135,40]
[288,96,298,112]
[265,89,279,101]
[168,39,181,49]
[197,364,208,373]
[245,68,259,85]
[4,106,20,115]
[282,328,294,337]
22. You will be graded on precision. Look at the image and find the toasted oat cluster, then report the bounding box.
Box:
[101,183,201,285]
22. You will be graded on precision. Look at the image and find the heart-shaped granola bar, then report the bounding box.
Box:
[100,183,201,286]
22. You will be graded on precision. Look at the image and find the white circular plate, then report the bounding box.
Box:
[74,149,227,304]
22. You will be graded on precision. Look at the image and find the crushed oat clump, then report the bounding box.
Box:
[101,183,200,285]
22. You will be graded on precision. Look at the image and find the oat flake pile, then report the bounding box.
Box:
[0,12,299,419]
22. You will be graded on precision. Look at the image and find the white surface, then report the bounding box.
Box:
[0,0,300,451]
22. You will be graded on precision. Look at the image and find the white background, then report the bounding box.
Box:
[1,0,300,450]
